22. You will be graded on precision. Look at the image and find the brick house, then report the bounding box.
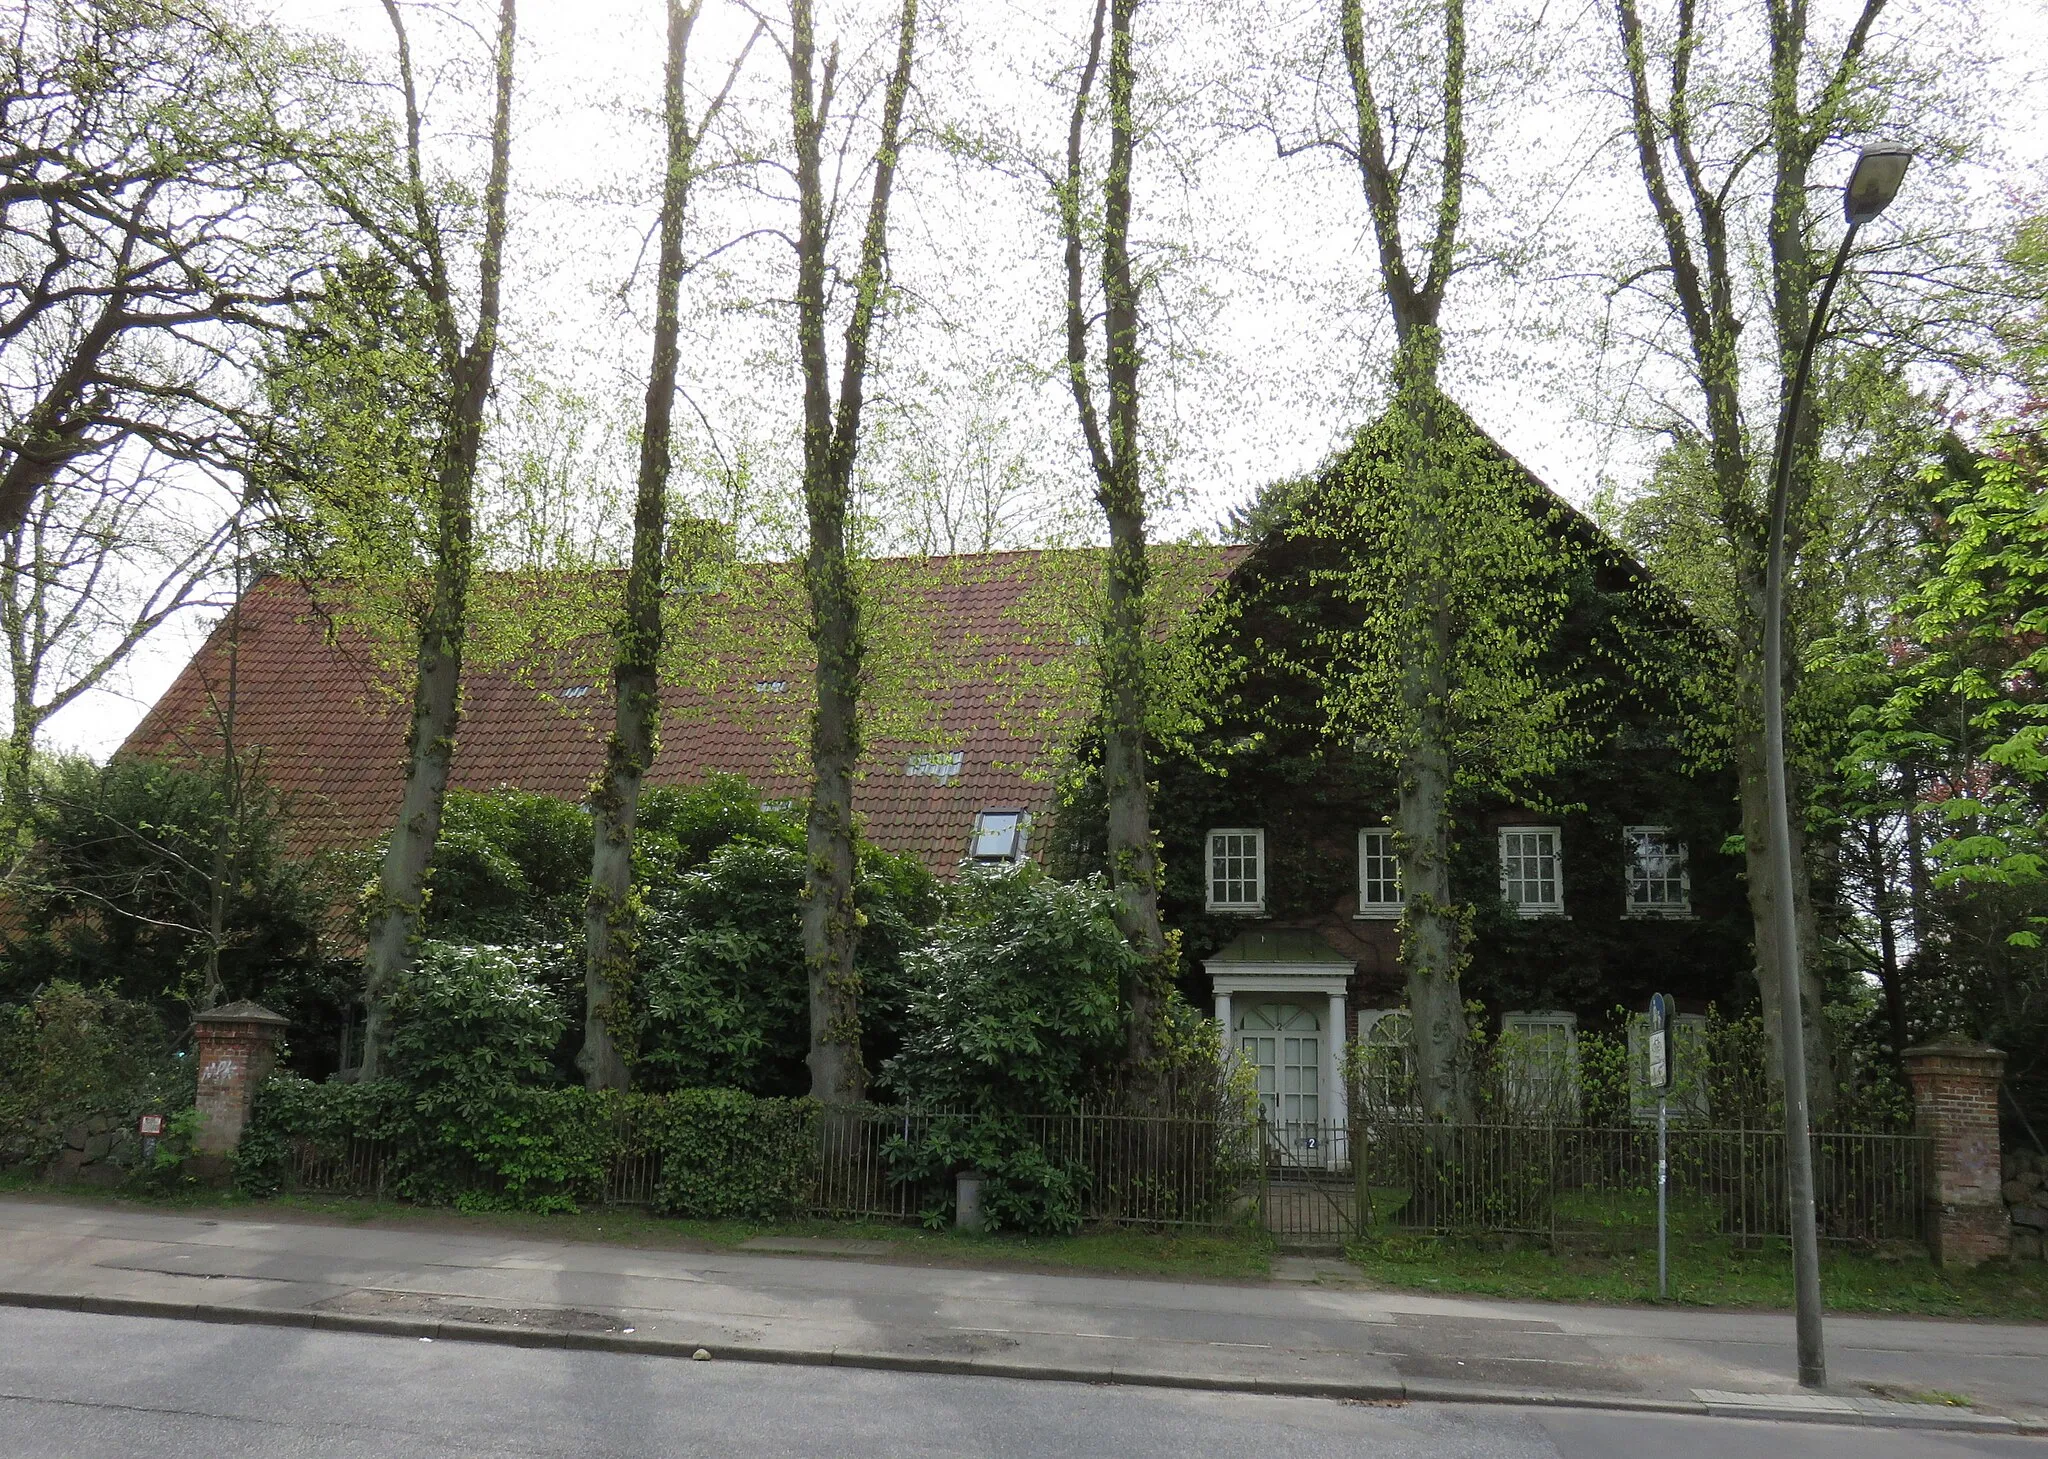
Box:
[124,428,1747,1133]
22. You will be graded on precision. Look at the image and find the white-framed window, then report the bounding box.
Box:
[1623,825,1691,918]
[1498,825,1564,917]
[1355,1008,1418,1115]
[1500,1010,1581,1120]
[1207,828,1265,913]
[1627,1011,1711,1122]
[1357,827,1402,918]
[969,809,1030,863]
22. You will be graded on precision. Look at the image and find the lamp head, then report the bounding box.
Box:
[1844,142,1913,226]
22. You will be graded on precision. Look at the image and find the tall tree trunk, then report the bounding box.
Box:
[579,0,715,1092]
[1901,759,1931,964]
[1060,0,1167,1069]
[1340,0,1475,1121]
[1,522,38,829]
[788,0,919,1104]
[359,0,519,1079]
[1610,0,1879,1118]
[200,558,245,1012]
[1862,813,1909,1058]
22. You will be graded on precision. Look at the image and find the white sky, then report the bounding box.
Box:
[38,0,2048,758]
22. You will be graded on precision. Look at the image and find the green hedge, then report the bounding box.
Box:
[650,1088,817,1219]
[238,1077,819,1218]
[0,982,192,1177]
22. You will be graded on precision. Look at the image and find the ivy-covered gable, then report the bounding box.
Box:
[1067,407,1754,1025]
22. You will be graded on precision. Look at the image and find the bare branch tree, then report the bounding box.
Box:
[581,0,763,1092]
[356,0,521,1078]
[781,0,921,1104]
[1057,0,1173,1068]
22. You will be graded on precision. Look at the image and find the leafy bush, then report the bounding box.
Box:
[238,1075,820,1219]
[630,780,936,1095]
[877,866,1138,1233]
[1,757,345,1039]
[637,842,811,1092]
[423,789,593,945]
[884,865,1133,1113]
[384,940,568,1094]
[649,1088,817,1219]
[0,982,191,1173]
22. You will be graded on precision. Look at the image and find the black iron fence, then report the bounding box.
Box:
[286,1100,1262,1231]
[282,1099,1927,1249]
[1265,1117,1928,1245]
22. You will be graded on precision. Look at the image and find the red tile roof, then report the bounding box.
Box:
[121,547,1246,874]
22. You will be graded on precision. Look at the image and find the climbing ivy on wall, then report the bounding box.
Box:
[1049,411,1753,1025]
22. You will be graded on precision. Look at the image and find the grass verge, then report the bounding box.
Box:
[1344,1229,2048,1320]
[0,1174,1273,1281]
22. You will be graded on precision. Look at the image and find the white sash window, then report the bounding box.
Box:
[1499,825,1563,917]
[1207,828,1265,912]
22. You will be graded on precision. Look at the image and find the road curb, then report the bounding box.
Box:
[0,1288,2029,1435]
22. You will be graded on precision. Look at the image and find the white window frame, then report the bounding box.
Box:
[1355,1008,1419,1116]
[1498,825,1564,917]
[1206,827,1266,913]
[969,809,1030,864]
[1356,827,1402,919]
[1500,1010,1581,1120]
[1622,825,1691,919]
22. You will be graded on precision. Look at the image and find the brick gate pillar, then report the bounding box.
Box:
[191,1001,289,1181]
[1902,1036,2009,1267]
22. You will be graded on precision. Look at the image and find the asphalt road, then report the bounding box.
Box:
[0,1308,2039,1459]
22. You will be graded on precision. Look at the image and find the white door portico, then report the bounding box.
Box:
[1204,929,1355,1165]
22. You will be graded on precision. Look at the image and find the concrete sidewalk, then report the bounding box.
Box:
[1,1196,2041,1435]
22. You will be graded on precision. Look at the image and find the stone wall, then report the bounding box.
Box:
[2007,1146,2048,1261]
[2,1104,156,1187]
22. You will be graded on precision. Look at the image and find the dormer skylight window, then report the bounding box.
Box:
[906,750,964,780]
[970,809,1029,863]
[555,685,591,700]
[753,680,788,695]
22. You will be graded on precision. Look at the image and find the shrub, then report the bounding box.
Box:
[879,866,1138,1233]
[632,791,937,1096]
[648,1088,817,1219]
[883,865,1133,1113]
[637,842,812,1093]
[238,1076,821,1219]
[423,789,593,945]
[1,757,341,1033]
[384,940,567,1094]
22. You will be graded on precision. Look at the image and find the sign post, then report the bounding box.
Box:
[1649,993,1674,1298]
[138,1112,163,1166]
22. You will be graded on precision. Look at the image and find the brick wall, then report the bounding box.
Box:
[1902,1038,2010,1268]
[191,1002,287,1179]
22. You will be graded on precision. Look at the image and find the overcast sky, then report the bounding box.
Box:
[40,0,2048,758]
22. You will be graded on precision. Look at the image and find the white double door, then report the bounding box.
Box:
[1238,1002,1325,1153]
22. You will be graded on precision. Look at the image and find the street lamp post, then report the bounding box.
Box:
[1763,140,1911,1392]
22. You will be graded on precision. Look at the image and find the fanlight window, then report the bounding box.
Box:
[1355,1008,1418,1117]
